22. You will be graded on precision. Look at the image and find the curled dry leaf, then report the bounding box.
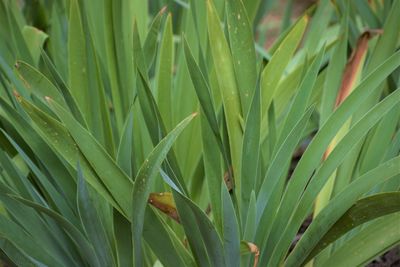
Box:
[334,29,383,108]
[248,242,260,267]
[241,241,260,267]
[323,29,382,160]
[148,192,180,223]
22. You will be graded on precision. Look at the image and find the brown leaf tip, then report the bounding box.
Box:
[160,6,168,14]
[246,242,260,267]
[364,28,384,38]
[148,192,180,223]
[13,90,21,101]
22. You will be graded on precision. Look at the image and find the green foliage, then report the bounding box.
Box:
[0,0,399,266]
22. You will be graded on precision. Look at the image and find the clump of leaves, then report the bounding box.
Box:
[0,0,399,266]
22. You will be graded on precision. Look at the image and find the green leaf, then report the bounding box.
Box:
[132,0,148,41]
[117,109,134,177]
[143,7,166,69]
[207,0,243,205]
[0,150,33,200]
[244,191,257,241]
[21,26,48,66]
[183,37,220,147]
[358,105,400,175]
[262,49,400,258]
[352,0,380,28]
[15,61,67,108]
[68,0,90,121]
[46,98,132,214]
[113,213,133,267]
[77,164,115,267]
[255,106,314,253]
[143,207,195,267]
[319,11,348,125]
[242,191,257,266]
[222,186,240,267]
[3,134,77,224]
[0,215,63,267]
[260,15,308,116]
[174,189,226,267]
[0,97,76,204]
[131,113,197,267]
[111,0,135,116]
[173,190,210,266]
[0,183,77,266]
[312,192,400,260]
[226,0,257,115]
[45,98,133,216]
[18,98,120,213]
[5,4,34,64]
[267,87,400,266]
[243,0,262,24]
[201,113,223,234]
[136,71,188,195]
[277,47,325,147]
[280,0,295,32]
[286,157,400,266]
[0,239,36,267]
[322,213,400,267]
[10,196,100,267]
[303,0,332,53]
[101,0,124,131]
[86,33,116,157]
[40,51,87,127]
[48,3,68,79]
[364,1,400,76]
[241,86,260,221]
[355,1,400,119]
[155,14,173,130]
[132,23,149,80]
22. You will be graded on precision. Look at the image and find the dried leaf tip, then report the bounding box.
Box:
[44,96,52,102]
[12,90,21,101]
[191,112,199,117]
[160,6,167,14]
[247,242,260,267]
[364,28,384,37]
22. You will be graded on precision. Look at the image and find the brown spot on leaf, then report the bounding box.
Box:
[12,90,22,102]
[148,192,180,223]
[224,166,234,192]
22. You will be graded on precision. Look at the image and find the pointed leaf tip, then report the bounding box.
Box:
[12,90,21,99]
[12,91,22,103]
[160,6,168,14]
